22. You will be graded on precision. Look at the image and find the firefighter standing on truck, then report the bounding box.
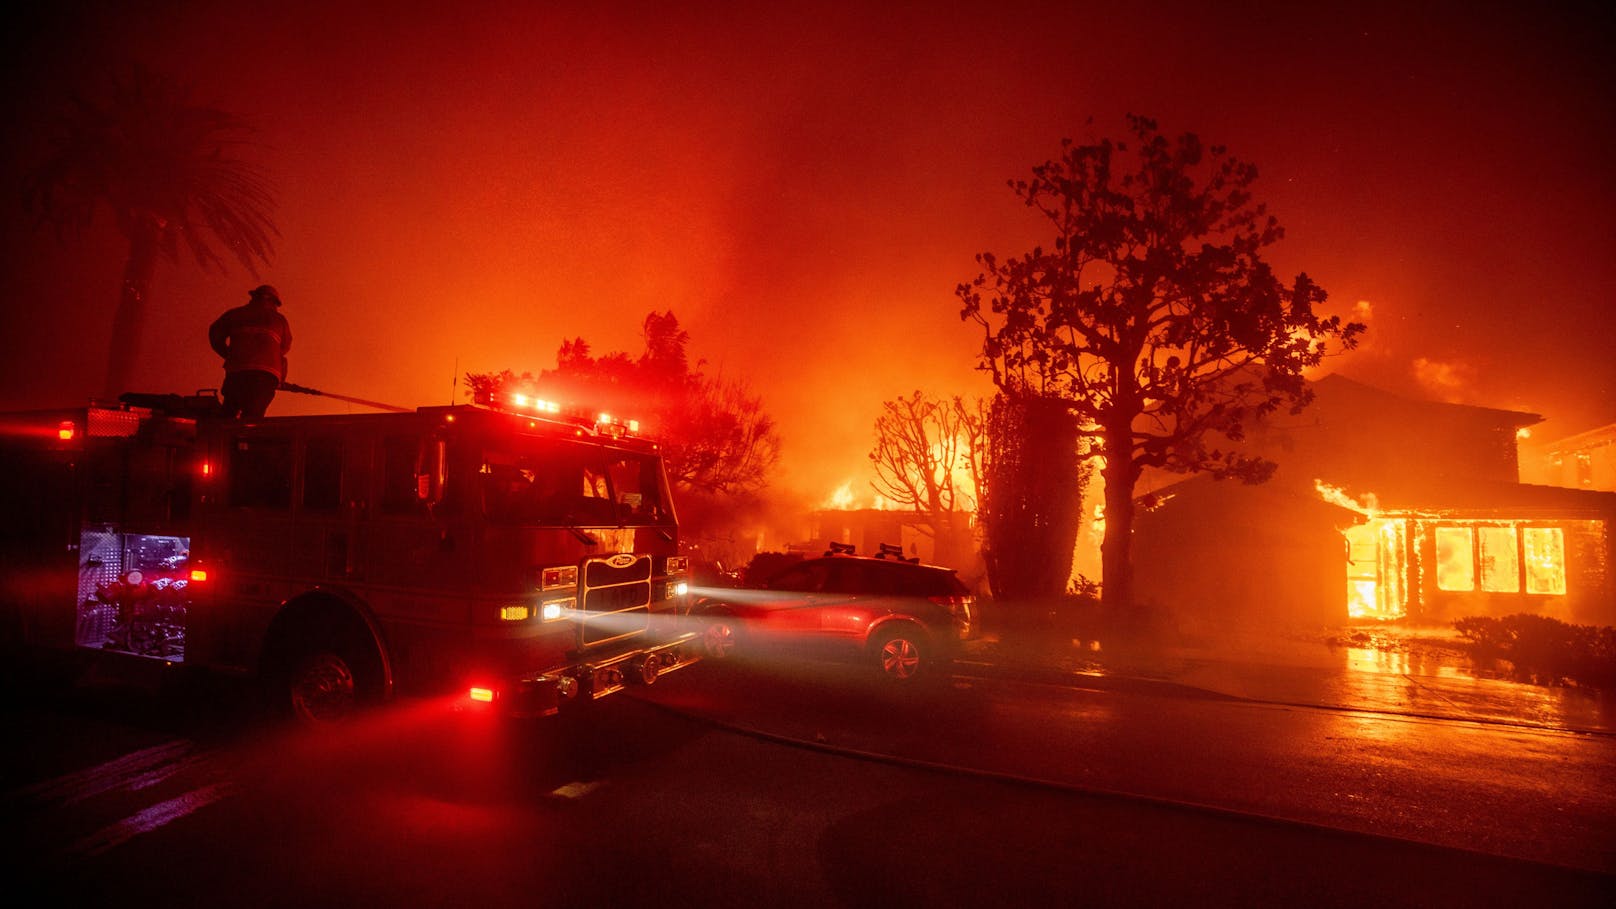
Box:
[209,284,291,419]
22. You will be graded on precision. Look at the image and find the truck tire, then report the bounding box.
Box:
[286,648,360,724]
[269,620,383,725]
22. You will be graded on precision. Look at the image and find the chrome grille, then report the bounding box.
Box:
[580,554,652,646]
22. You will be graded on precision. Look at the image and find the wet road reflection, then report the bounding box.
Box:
[636,659,1616,873]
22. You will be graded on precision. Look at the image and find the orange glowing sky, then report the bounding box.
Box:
[3,1,1612,501]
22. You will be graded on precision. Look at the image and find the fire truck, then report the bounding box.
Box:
[0,389,699,722]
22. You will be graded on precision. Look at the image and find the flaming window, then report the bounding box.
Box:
[1523,527,1567,595]
[1435,527,1475,592]
[1477,526,1519,592]
[1431,523,1565,596]
[1344,519,1407,619]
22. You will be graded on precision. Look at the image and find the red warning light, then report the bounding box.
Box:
[57,421,76,441]
[189,569,209,582]
[469,687,495,703]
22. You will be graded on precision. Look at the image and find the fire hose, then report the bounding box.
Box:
[278,381,412,413]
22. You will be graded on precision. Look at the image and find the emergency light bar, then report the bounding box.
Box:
[474,389,644,437]
[510,393,560,414]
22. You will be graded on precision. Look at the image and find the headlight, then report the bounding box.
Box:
[541,598,574,621]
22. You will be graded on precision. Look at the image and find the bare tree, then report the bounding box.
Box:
[868,391,984,563]
[959,116,1363,608]
[25,64,277,396]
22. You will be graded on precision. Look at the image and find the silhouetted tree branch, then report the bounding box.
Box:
[959,116,1363,608]
[868,390,984,556]
[467,311,781,500]
[25,63,277,396]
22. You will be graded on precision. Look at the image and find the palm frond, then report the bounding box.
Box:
[24,63,278,275]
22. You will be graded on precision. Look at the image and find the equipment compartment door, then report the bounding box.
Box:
[74,528,193,662]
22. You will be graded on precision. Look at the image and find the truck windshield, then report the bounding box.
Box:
[480,439,669,527]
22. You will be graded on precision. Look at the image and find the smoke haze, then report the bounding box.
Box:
[3,1,1612,502]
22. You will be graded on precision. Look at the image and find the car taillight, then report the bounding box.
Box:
[931,595,974,636]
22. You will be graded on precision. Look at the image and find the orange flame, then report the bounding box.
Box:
[1314,479,1378,516]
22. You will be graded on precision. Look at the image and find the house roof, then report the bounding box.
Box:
[1310,374,1543,429]
[1139,472,1616,522]
[1535,421,1616,455]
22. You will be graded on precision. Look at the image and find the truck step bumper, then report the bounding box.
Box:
[500,632,701,718]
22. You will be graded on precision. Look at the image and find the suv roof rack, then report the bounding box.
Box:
[876,542,918,563]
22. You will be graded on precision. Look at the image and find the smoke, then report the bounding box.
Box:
[1411,357,1478,403]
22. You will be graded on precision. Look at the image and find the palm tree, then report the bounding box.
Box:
[25,64,277,397]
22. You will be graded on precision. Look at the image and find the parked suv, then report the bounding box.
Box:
[693,545,975,681]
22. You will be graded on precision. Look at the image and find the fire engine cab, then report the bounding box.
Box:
[0,391,698,722]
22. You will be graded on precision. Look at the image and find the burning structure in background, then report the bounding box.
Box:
[1520,423,1616,493]
[1133,376,1615,628]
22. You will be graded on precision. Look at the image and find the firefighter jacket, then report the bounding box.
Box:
[209,303,292,382]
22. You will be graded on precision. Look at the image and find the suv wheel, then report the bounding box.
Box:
[700,612,741,660]
[872,626,928,681]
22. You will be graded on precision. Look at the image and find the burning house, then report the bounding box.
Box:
[1521,422,1616,492]
[1133,376,1616,627]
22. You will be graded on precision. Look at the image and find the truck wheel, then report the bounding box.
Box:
[276,626,382,725]
[287,649,359,724]
[871,626,928,682]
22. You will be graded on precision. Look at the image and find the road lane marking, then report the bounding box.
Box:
[65,781,235,859]
[6,739,196,807]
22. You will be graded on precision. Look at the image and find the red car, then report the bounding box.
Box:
[693,547,975,681]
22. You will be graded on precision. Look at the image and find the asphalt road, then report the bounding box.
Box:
[636,657,1616,873]
[2,657,1612,907]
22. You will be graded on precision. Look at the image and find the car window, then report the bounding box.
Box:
[892,565,966,597]
[822,561,872,594]
[766,561,829,592]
